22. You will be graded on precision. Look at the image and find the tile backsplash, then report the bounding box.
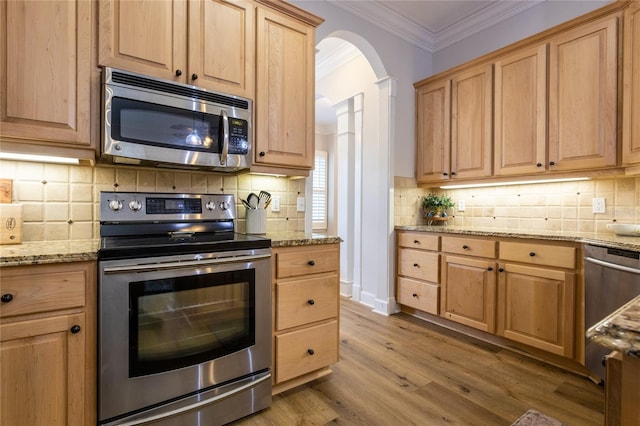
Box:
[395,175,640,233]
[0,160,305,242]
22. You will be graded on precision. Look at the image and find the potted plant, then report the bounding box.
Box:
[422,193,455,217]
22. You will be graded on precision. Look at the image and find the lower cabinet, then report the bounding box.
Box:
[272,243,340,394]
[0,261,96,426]
[396,231,440,315]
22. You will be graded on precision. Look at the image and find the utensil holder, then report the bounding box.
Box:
[246,208,267,234]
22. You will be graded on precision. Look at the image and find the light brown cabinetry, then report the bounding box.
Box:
[497,241,576,357]
[440,236,497,333]
[0,0,94,158]
[272,244,340,394]
[99,0,255,98]
[548,15,619,172]
[415,81,450,184]
[0,262,96,426]
[396,232,440,315]
[605,351,640,426]
[254,6,316,172]
[494,44,548,176]
[623,1,640,167]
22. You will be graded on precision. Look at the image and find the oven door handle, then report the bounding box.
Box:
[102,253,271,274]
[585,256,640,275]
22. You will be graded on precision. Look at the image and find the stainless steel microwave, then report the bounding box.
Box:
[101,67,252,172]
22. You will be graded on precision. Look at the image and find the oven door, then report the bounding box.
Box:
[98,249,271,423]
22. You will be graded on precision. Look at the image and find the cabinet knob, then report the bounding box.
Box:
[412,293,418,298]
[549,161,556,166]
[308,260,315,266]
[307,349,315,355]
[536,163,542,167]
[175,69,183,77]
[1,294,13,303]
[191,73,198,81]
[451,172,457,176]
[413,263,419,268]
[529,252,536,257]
[259,151,266,157]
[413,240,420,244]
[307,299,315,305]
[487,267,493,271]
[70,325,81,334]
[443,172,448,176]
[499,268,505,272]
[462,245,469,250]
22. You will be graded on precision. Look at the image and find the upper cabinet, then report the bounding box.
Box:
[548,15,618,172]
[99,0,255,98]
[254,5,316,171]
[494,45,548,176]
[623,1,640,167]
[415,4,626,186]
[0,0,94,158]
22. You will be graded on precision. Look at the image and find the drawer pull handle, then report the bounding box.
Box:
[499,268,505,272]
[307,299,315,305]
[462,245,469,250]
[308,260,315,266]
[412,293,418,298]
[1,294,14,303]
[413,263,419,268]
[529,252,536,257]
[70,325,81,334]
[487,267,493,271]
[307,349,315,355]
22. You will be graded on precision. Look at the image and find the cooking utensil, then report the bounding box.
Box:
[247,193,259,209]
[241,198,253,210]
[258,191,271,209]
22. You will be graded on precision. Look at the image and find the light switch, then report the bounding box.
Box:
[271,196,280,212]
[296,197,305,212]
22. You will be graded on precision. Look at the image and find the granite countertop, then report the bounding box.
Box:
[0,233,342,267]
[395,224,640,251]
[587,295,640,357]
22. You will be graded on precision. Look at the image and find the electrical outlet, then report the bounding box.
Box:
[592,197,606,214]
[296,197,305,212]
[271,196,280,212]
[458,200,466,212]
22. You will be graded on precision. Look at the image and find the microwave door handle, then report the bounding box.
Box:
[221,109,229,165]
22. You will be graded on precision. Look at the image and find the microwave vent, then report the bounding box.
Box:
[110,71,250,110]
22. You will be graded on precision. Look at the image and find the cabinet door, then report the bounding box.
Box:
[255,7,314,169]
[441,255,496,333]
[494,45,548,176]
[497,263,575,357]
[98,0,187,82]
[623,2,640,165]
[416,80,451,183]
[1,313,85,426]
[0,0,91,147]
[188,0,255,97]
[549,15,618,171]
[451,64,493,180]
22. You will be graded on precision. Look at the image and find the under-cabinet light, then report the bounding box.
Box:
[0,152,80,165]
[440,177,590,190]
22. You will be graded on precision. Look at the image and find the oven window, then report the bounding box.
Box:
[111,97,221,153]
[129,269,255,377]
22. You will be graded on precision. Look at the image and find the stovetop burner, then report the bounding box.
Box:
[98,191,270,260]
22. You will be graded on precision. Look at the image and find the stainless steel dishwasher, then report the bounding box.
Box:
[584,244,640,381]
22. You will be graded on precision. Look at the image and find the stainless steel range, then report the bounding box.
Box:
[98,191,272,426]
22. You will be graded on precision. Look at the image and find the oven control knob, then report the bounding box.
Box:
[129,200,142,211]
[108,199,123,211]
[205,201,216,211]
[219,201,230,211]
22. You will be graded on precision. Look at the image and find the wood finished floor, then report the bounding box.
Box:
[233,298,604,426]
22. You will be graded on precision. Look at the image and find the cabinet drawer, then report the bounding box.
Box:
[275,320,339,383]
[398,249,439,282]
[442,236,496,258]
[397,277,439,315]
[0,270,86,318]
[500,242,576,269]
[276,246,339,278]
[276,275,338,330]
[398,232,439,251]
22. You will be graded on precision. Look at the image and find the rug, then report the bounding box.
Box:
[511,409,565,426]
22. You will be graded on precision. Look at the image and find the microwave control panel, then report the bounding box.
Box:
[228,119,249,155]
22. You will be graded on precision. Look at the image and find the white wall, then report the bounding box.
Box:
[290,0,432,179]
[432,0,614,73]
